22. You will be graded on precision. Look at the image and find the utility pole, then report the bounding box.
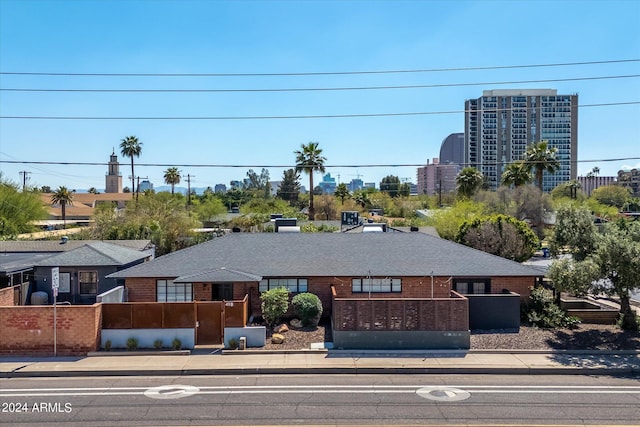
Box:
[185,174,195,206]
[19,171,31,191]
[135,176,148,202]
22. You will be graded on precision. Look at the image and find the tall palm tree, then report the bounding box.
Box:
[120,135,143,195]
[163,167,181,195]
[501,161,532,188]
[294,142,326,220]
[456,167,484,198]
[524,141,560,191]
[50,186,74,227]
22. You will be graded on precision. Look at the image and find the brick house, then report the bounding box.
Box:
[108,232,542,318]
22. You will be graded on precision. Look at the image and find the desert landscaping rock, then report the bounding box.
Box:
[261,321,640,351]
[271,333,285,344]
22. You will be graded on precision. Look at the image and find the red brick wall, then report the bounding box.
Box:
[0,304,101,355]
[0,287,15,306]
[125,278,158,302]
[193,283,209,301]
[491,277,536,300]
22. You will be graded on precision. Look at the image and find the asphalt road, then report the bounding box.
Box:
[1,374,639,426]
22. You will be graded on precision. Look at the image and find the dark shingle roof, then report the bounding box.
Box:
[0,240,153,253]
[108,233,542,280]
[36,242,149,267]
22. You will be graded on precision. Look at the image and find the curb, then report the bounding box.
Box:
[4,365,639,379]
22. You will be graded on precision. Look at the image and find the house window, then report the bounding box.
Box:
[157,279,193,302]
[259,278,308,293]
[454,278,491,295]
[352,278,401,293]
[78,271,98,294]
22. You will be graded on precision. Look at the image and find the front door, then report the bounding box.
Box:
[212,283,233,301]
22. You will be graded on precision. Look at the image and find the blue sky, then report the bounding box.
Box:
[1,0,639,191]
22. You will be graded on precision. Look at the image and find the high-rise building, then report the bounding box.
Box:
[416,158,460,197]
[439,133,465,165]
[105,151,123,193]
[465,89,578,192]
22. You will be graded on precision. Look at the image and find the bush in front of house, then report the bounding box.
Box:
[522,286,580,329]
[292,292,323,326]
[260,287,290,327]
[126,337,139,351]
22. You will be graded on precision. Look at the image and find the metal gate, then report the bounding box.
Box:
[196,301,224,345]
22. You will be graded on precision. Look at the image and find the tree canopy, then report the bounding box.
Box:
[455,214,539,262]
[120,135,143,195]
[0,175,47,238]
[163,167,181,194]
[294,142,326,220]
[523,140,560,191]
[456,167,484,198]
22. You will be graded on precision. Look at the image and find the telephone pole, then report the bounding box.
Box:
[184,174,195,206]
[19,171,31,191]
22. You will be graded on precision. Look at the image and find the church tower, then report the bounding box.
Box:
[105,150,123,193]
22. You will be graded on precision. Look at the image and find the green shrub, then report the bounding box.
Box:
[153,339,163,349]
[104,340,112,351]
[228,338,238,349]
[172,338,182,350]
[522,286,580,329]
[260,287,290,327]
[292,292,323,326]
[126,337,139,351]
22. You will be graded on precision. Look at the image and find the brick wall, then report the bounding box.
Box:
[0,286,15,306]
[491,277,536,300]
[125,278,158,302]
[0,304,101,355]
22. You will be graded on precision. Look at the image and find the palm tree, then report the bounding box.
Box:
[524,141,560,191]
[456,167,484,198]
[120,135,143,195]
[294,142,326,220]
[163,167,181,195]
[334,183,350,204]
[50,186,74,227]
[501,161,532,188]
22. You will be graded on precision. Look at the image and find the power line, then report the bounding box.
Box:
[1,59,638,77]
[1,101,637,121]
[2,74,638,93]
[2,157,639,169]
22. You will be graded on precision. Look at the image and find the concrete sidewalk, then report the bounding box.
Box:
[2,349,639,378]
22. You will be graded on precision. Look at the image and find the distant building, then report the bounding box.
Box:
[105,151,123,193]
[465,89,578,191]
[364,182,376,190]
[348,178,364,192]
[416,158,460,197]
[577,175,617,196]
[229,180,243,189]
[618,168,640,197]
[138,180,154,192]
[439,133,465,165]
[214,183,227,193]
[319,173,337,194]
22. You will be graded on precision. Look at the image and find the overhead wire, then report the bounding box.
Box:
[1,101,638,120]
[1,75,638,93]
[1,58,637,77]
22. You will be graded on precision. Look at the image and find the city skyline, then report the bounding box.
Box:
[1,0,639,191]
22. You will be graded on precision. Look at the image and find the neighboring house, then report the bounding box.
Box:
[0,240,154,305]
[40,192,133,223]
[108,233,543,317]
[32,241,153,304]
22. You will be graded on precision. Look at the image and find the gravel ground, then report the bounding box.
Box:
[261,321,640,351]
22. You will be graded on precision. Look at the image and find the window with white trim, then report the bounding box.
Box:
[78,271,98,294]
[259,278,308,293]
[157,279,193,302]
[352,278,401,293]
